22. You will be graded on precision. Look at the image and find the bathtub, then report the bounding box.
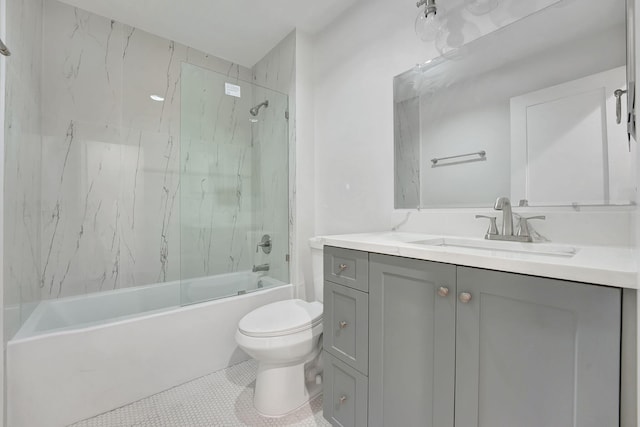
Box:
[7,273,294,427]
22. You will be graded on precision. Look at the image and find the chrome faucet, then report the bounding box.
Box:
[494,196,513,236]
[252,263,270,273]
[475,196,545,242]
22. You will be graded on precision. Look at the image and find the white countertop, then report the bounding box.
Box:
[319,232,638,289]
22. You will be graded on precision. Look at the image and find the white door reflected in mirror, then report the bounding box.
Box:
[510,66,634,206]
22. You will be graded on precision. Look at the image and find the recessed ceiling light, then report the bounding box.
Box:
[150,94,165,102]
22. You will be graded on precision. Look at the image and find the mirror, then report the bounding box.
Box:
[394,0,635,208]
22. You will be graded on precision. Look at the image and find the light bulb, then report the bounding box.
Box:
[435,18,481,57]
[415,7,444,42]
[465,0,499,15]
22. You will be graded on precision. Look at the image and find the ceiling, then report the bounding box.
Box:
[58,0,360,68]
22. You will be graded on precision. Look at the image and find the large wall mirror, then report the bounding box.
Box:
[394,0,636,209]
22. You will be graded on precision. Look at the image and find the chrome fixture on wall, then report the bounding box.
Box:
[0,38,11,56]
[250,100,269,117]
[431,150,486,165]
[256,234,272,254]
[252,263,270,273]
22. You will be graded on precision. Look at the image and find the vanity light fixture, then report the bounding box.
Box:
[415,0,444,41]
[464,0,499,15]
[415,0,500,45]
[150,94,165,102]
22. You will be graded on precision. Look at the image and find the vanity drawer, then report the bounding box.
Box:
[324,246,369,292]
[323,351,368,427]
[324,281,369,374]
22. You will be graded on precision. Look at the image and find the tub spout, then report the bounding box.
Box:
[252,263,270,273]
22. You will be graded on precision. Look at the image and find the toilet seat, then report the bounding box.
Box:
[239,299,323,338]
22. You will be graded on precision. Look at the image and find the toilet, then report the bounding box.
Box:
[235,237,325,417]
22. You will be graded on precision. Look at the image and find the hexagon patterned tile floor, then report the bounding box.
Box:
[70,360,331,427]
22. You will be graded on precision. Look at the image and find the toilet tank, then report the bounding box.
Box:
[309,237,324,303]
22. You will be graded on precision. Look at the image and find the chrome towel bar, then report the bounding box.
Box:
[431,150,486,165]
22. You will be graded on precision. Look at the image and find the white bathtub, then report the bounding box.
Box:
[7,273,293,427]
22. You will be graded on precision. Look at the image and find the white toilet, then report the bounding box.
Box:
[235,237,325,417]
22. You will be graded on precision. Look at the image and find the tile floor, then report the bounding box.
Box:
[71,360,331,427]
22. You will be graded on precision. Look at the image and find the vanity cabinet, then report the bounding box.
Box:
[368,254,456,427]
[323,247,370,427]
[454,266,621,427]
[324,249,622,427]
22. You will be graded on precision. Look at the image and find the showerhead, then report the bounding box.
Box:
[250,100,269,117]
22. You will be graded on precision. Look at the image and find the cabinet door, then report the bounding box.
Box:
[368,254,456,427]
[324,281,369,374]
[323,351,368,427]
[455,267,621,427]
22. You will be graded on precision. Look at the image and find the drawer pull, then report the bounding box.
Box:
[339,395,348,404]
[339,320,348,329]
[337,263,349,274]
[459,292,472,303]
[437,286,449,297]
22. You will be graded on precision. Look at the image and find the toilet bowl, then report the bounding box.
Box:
[235,237,325,417]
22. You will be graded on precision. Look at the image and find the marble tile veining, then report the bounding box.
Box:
[394,97,421,209]
[6,0,296,335]
[4,0,44,338]
[39,0,258,299]
[250,31,295,285]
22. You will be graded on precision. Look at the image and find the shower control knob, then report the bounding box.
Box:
[437,286,449,297]
[339,321,348,329]
[256,234,272,254]
[459,292,472,304]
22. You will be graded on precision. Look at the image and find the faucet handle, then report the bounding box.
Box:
[256,234,272,254]
[475,215,498,236]
[517,216,546,238]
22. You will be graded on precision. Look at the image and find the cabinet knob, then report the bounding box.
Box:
[339,395,347,404]
[337,263,348,274]
[437,286,449,297]
[339,321,348,329]
[459,292,472,303]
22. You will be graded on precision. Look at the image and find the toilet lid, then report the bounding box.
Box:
[238,299,323,338]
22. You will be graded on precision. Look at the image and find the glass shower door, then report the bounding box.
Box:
[179,63,289,306]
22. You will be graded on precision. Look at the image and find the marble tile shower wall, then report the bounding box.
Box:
[394,97,421,209]
[179,63,254,281]
[40,0,253,299]
[4,0,44,337]
[251,32,295,284]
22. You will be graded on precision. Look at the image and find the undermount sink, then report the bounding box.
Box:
[409,237,578,258]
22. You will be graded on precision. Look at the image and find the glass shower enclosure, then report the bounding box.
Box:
[180,63,289,305]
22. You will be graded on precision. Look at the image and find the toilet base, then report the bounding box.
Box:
[254,351,322,417]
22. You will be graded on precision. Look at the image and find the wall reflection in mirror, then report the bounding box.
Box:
[396,0,635,208]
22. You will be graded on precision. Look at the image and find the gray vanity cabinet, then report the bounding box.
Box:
[368,254,456,427]
[323,247,370,427]
[455,267,621,427]
[325,248,624,427]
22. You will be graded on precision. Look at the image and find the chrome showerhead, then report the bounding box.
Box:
[250,100,269,116]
